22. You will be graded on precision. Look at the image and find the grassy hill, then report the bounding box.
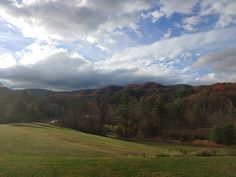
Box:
[0,123,236,177]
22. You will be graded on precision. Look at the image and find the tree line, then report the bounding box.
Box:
[0,82,236,144]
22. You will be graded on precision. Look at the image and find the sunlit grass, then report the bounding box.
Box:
[0,123,235,177]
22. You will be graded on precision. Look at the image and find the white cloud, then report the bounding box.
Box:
[0,50,179,90]
[17,42,66,65]
[100,27,236,84]
[150,11,164,23]
[146,0,197,23]
[159,0,197,17]
[194,46,236,84]
[194,73,216,85]
[195,46,236,72]
[200,0,236,28]
[201,0,236,16]
[0,53,16,68]
[105,27,236,68]
[216,15,236,28]
[161,29,172,39]
[146,0,236,30]
[0,27,236,90]
[182,16,201,31]
[1,0,236,90]
[0,0,154,42]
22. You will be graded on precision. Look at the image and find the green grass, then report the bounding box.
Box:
[0,123,235,177]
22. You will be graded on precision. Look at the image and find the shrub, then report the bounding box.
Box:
[209,123,236,145]
[223,123,236,145]
[114,125,125,137]
[114,125,135,138]
[209,126,224,144]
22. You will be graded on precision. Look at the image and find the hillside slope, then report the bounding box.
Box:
[0,123,235,177]
[0,123,171,157]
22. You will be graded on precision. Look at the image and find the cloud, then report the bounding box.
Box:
[99,27,236,85]
[105,27,236,68]
[200,0,236,28]
[0,27,236,90]
[0,51,95,90]
[17,42,67,65]
[159,0,197,17]
[0,53,16,68]
[150,11,165,23]
[195,46,236,72]
[194,73,216,85]
[182,16,201,31]
[1,0,236,90]
[194,46,236,84]
[0,50,179,90]
[147,0,197,24]
[201,0,236,16]
[151,0,236,30]
[216,15,236,28]
[0,0,154,42]
[161,29,172,39]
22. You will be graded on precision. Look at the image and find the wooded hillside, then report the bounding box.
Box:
[1,82,236,142]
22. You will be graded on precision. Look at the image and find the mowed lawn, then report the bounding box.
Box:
[0,123,235,177]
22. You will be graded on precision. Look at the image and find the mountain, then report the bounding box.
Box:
[0,82,236,140]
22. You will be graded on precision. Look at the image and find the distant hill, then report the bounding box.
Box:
[25,89,55,96]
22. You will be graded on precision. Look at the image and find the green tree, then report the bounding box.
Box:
[223,123,235,145]
[210,124,236,145]
[154,93,165,123]
[209,126,224,144]
[115,93,136,137]
[170,98,184,127]
[138,96,160,136]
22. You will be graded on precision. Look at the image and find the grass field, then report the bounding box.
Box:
[0,123,235,177]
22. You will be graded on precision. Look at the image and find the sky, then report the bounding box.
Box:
[0,0,236,90]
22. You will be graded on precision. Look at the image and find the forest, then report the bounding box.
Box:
[0,82,236,144]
